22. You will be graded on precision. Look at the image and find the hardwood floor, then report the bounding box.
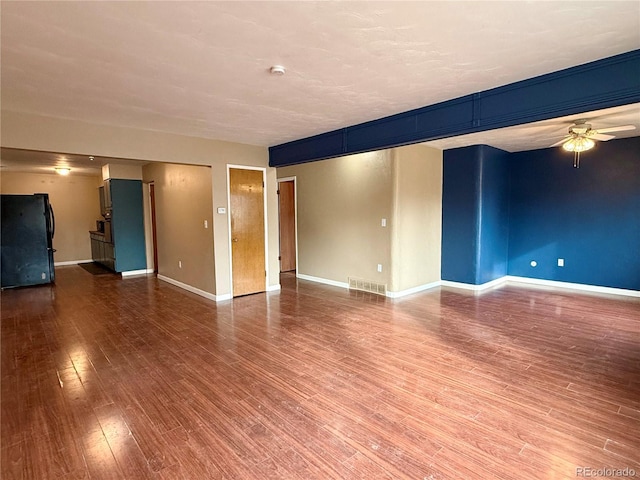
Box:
[2,267,639,479]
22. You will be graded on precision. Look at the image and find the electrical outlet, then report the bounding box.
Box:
[204,220,208,229]
[381,218,387,227]
[558,258,564,267]
[178,260,182,269]
[377,264,383,273]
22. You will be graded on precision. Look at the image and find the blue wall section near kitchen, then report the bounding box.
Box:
[508,137,640,291]
[441,145,510,284]
[111,179,147,272]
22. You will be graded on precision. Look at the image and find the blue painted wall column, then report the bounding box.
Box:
[441,145,510,284]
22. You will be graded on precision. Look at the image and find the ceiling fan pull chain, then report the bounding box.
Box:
[573,151,580,168]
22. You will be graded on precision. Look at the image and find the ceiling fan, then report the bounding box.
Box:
[550,120,636,168]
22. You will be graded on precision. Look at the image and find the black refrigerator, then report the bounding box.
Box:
[1,193,56,288]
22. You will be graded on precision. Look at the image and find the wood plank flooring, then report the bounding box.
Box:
[2,267,639,479]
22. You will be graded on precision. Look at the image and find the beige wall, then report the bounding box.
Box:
[278,144,443,294]
[390,144,442,292]
[1,111,279,297]
[0,171,101,263]
[142,163,215,293]
[279,150,393,285]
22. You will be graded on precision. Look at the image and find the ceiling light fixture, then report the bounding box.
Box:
[561,136,595,169]
[561,136,595,153]
[269,65,286,75]
[89,156,95,161]
[55,167,71,176]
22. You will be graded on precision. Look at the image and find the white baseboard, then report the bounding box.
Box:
[505,276,640,298]
[214,293,233,301]
[55,259,92,266]
[386,281,441,298]
[267,284,281,292]
[121,269,153,277]
[157,274,231,302]
[440,276,639,298]
[441,277,507,292]
[296,273,349,289]
[294,271,640,299]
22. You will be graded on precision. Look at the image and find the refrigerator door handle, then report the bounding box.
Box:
[48,204,56,239]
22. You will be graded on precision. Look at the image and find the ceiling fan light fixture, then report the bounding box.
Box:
[562,136,595,153]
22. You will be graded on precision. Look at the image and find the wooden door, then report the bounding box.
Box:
[229,168,266,296]
[278,180,296,272]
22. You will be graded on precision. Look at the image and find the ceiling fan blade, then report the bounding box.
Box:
[594,125,636,134]
[590,133,615,141]
[550,136,571,147]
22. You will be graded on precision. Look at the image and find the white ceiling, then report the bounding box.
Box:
[2,1,639,154]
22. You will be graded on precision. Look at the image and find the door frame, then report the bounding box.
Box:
[226,164,269,297]
[277,176,298,274]
[142,181,158,274]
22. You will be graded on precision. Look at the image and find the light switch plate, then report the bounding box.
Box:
[217,207,226,214]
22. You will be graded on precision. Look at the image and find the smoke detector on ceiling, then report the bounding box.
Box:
[269,65,286,76]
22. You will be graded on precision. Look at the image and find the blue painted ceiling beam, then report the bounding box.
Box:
[269,49,640,167]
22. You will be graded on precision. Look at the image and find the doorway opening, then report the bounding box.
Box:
[277,177,297,273]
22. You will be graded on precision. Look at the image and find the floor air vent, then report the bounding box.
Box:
[348,277,387,296]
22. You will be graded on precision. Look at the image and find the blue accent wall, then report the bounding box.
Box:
[508,137,640,291]
[270,50,640,166]
[441,145,510,284]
